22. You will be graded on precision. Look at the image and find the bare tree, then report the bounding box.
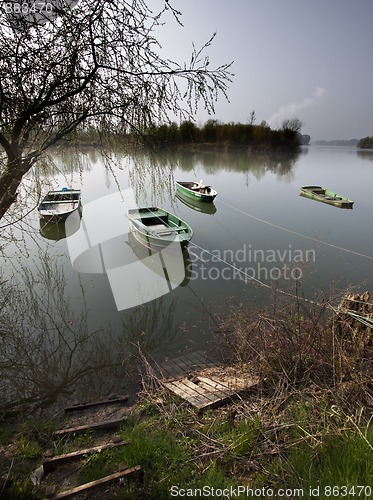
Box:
[0,0,233,220]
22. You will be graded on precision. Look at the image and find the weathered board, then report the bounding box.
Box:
[64,395,128,413]
[155,350,219,379]
[156,350,259,410]
[53,417,126,439]
[51,466,141,499]
[162,373,258,410]
[43,441,130,473]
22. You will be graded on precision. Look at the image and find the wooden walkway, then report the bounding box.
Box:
[154,349,220,379]
[156,350,259,410]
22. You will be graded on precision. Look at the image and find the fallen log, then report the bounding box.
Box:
[43,440,130,473]
[53,417,126,439]
[50,465,141,499]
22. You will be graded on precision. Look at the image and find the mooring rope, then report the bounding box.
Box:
[189,241,324,307]
[190,241,373,328]
[127,203,373,324]
[219,199,373,261]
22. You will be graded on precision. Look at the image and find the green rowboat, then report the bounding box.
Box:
[300,186,354,209]
[128,207,193,249]
[176,180,218,203]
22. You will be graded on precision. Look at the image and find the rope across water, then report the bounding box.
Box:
[219,199,373,261]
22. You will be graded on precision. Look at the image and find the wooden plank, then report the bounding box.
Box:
[189,350,218,365]
[180,378,230,403]
[157,359,186,378]
[43,441,130,473]
[163,379,201,399]
[197,376,233,393]
[163,378,234,410]
[163,379,211,407]
[51,466,141,499]
[64,396,128,413]
[53,417,126,439]
[156,350,218,378]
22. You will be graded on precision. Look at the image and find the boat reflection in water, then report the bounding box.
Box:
[176,191,217,215]
[127,231,192,288]
[66,189,192,311]
[39,209,82,241]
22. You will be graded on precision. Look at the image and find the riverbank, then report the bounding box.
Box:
[1,291,371,499]
[0,371,372,499]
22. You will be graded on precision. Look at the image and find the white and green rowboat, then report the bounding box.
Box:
[38,188,82,220]
[128,207,193,249]
[176,180,217,203]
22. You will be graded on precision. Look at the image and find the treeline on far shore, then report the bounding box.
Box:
[141,119,302,151]
[70,119,304,152]
[357,136,373,149]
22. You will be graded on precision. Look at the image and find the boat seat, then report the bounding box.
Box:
[43,199,78,204]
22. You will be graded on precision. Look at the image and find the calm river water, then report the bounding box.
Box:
[2,145,373,402]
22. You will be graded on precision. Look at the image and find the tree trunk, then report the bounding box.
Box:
[0,158,33,221]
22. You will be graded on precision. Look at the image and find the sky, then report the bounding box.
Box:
[156,0,373,141]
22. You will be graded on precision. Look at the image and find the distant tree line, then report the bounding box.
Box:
[357,136,373,149]
[140,118,302,151]
[315,139,358,147]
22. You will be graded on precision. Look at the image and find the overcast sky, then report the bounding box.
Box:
[157,0,373,141]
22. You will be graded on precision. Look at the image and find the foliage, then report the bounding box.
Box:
[0,480,42,500]
[357,136,373,149]
[143,119,302,151]
[1,368,372,498]
[0,0,232,220]
[0,255,127,413]
[218,283,372,392]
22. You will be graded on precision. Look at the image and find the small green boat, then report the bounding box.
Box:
[300,186,354,209]
[128,207,193,249]
[176,180,218,203]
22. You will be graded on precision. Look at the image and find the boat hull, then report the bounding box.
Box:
[300,186,353,209]
[38,204,82,221]
[176,181,217,202]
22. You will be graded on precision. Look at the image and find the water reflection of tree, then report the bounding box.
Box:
[0,247,181,413]
[356,150,373,162]
[0,254,129,412]
[118,296,178,363]
[176,149,299,182]
[128,150,176,206]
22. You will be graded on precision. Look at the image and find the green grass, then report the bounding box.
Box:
[78,418,237,498]
[1,395,371,499]
[283,428,373,496]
